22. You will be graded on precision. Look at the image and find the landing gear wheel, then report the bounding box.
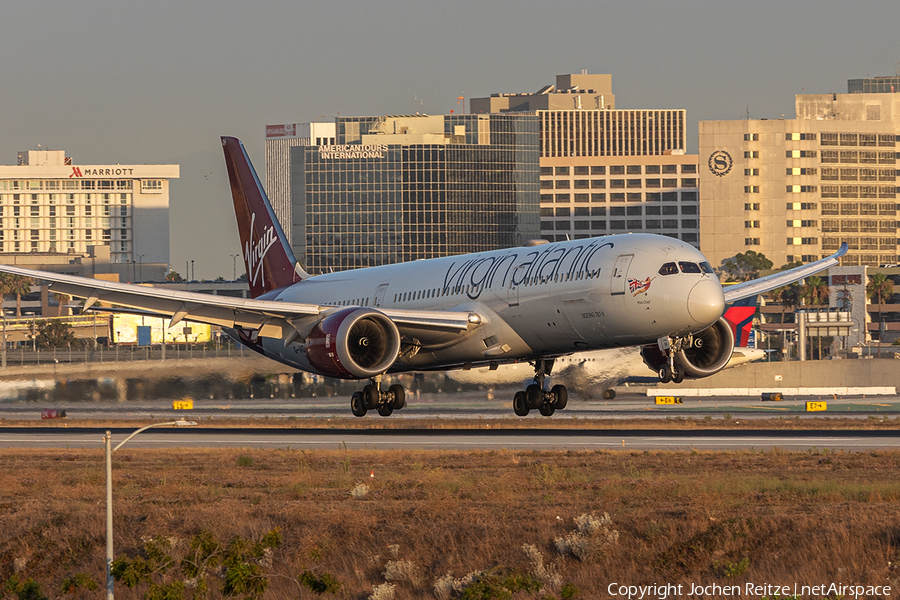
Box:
[513,391,530,416]
[389,384,406,409]
[351,392,367,417]
[363,384,379,409]
[525,384,543,410]
[551,384,567,410]
[658,364,672,384]
[602,389,617,400]
[377,403,394,417]
[539,403,556,417]
[672,364,685,384]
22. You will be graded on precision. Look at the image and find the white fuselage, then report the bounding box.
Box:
[250,233,726,376]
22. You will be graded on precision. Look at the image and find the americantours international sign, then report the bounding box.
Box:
[318,145,388,159]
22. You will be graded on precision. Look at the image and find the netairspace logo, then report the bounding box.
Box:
[606,582,892,599]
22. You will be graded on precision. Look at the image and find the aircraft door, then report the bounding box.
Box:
[611,254,634,296]
[507,265,526,307]
[373,283,389,307]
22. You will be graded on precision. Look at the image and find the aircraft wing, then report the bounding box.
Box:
[722,243,848,304]
[0,264,473,338]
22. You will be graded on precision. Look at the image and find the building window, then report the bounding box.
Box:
[744,151,759,159]
[743,133,759,141]
[574,166,589,176]
[590,166,606,175]
[744,169,760,176]
[141,179,163,193]
[745,238,760,246]
[744,186,760,193]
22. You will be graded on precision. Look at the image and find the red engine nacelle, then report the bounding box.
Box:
[304,307,401,379]
[640,317,735,379]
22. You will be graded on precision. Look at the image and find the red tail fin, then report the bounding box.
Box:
[723,295,757,347]
[221,137,307,298]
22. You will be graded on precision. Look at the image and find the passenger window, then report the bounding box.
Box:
[658,262,678,276]
[700,261,714,274]
[679,262,702,273]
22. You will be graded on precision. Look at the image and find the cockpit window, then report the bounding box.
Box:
[699,261,714,274]
[679,261,702,274]
[658,262,678,276]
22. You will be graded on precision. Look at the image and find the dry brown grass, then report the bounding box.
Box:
[2,448,900,598]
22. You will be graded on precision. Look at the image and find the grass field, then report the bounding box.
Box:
[2,447,899,599]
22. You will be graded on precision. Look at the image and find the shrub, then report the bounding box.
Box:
[368,582,396,600]
[383,559,421,587]
[298,571,342,595]
[554,513,619,562]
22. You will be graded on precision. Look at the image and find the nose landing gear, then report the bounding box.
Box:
[513,359,567,417]
[350,376,406,417]
[655,336,686,384]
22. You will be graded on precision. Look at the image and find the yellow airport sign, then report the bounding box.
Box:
[173,399,194,410]
[806,401,827,412]
[655,396,683,405]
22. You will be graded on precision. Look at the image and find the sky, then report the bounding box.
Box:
[2,0,899,280]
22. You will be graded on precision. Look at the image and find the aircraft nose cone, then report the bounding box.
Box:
[688,279,725,325]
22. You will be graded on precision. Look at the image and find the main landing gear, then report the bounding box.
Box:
[350,376,406,417]
[513,359,567,417]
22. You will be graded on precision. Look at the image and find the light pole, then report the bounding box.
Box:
[136,254,145,282]
[230,254,239,281]
[104,420,196,599]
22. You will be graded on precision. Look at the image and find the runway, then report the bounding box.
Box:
[2,391,900,421]
[3,426,900,452]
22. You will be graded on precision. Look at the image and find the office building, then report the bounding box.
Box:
[287,113,539,273]
[0,148,178,267]
[264,123,336,244]
[700,89,900,270]
[471,73,700,246]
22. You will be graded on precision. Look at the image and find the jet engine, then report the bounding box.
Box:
[640,317,735,379]
[304,307,401,379]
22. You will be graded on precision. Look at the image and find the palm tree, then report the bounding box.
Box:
[800,276,830,307]
[4,275,34,318]
[771,283,800,324]
[866,273,895,308]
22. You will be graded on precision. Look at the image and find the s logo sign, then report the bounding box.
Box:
[708,150,733,177]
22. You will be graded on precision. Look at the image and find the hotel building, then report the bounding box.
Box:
[0,148,178,267]
[700,88,900,269]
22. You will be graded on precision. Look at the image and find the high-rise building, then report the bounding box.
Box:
[264,123,336,245]
[287,113,539,273]
[700,90,900,270]
[0,149,178,266]
[471,73,700,247]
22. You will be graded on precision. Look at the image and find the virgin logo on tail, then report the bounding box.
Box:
[245,213,277,287]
